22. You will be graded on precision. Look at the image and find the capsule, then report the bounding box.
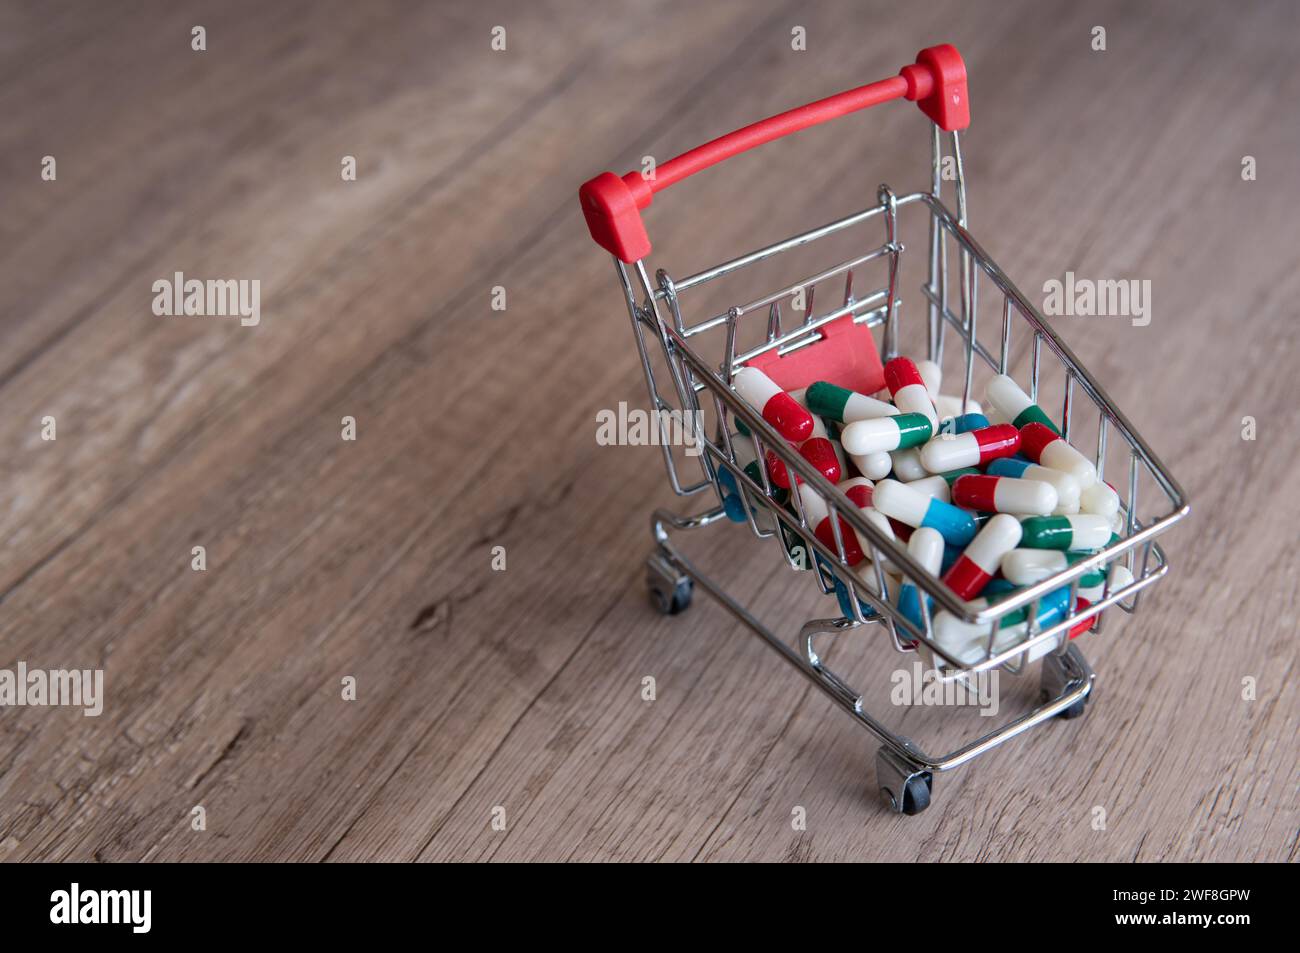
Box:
[942,513,1022,599]
[850,449,893,480]
[1019,514,1112,550]
[883,357,939,430]
[930,585,1071,668]
[985,457,1081,513]
[719,442,790,518]
[1080,479,1120,519]
[985,374,1061,434]
[717,440,760,522]
[798,484,865,565]
[919,423,1021,472]
[840,476,874,509]
[951,474,1058,516]
[890,446,929,481]
[841,412,932,455]
[903,474,951,503]
[1018,422,1096,485]
[871,479,977,547]
[836,477,899,570]
[934,394,983,419]
[937,412,990,436]
[733,366,814,442]
[1000,548,1088,586]
[805,381,898,424]
[896,527,944,640]
[916,359,942,397]
[1079,562,1134,602]
[938,466,982,485]
[766,416,841,489]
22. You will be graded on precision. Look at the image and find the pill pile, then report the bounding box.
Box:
[722,356,1132,669]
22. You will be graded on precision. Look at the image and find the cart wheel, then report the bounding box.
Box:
[1057,696,1088,720]
[876,746,933,816]
[646,554,693,616]
[900,775,931,815]
[650,577,692,615]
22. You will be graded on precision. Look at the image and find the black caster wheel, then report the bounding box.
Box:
[877,747,933,816]
[650,578,692,615]
[646,554,692,615]
[899,774,932,815]
[1057,696,1089,719]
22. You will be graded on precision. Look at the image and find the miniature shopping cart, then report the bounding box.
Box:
[578,45,1188,815]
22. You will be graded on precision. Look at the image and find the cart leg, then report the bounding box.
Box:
[1041,643,1094,719]
[876,746,933,816]
[646,551,693,616]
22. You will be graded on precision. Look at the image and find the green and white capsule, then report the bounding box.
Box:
[985,374,1061,434]
[841,412,933,456]
[1018,514,1112,551]
[805,381,898,424]
[1079,563,1134,602]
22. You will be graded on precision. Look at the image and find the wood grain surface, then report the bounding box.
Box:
[0,0,1295,862]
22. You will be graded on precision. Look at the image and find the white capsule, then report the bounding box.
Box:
[853,505,898,573]
[851,450,893,480]
[890,446,930,481]
[849,559,897,598]
[934,394,983,419]
[870,479,930,527]
[916,360,942,399]
[1000,548,1069,586]
[796,482,829,528]
[903,474,950,504]
[907,526,945,575]
[1080,480,1119,519]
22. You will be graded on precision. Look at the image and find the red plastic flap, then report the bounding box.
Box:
[745,316,885,397]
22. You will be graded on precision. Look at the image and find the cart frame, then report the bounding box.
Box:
[580,46,1189,814]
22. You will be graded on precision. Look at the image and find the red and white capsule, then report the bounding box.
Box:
[766,416,841,489]
[941,513,1022,600]
[1018,422,1097,485]
[883,357,939,430]
[838,477,899,570]
[951,474,1058,516]
[733,366,813,442]
[798,484,864,565]
[919,423,1021,472]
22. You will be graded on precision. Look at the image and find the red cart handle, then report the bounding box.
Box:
[580,44,969,263]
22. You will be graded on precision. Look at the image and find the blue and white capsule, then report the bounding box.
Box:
[896,527,944,641]
[871,479,978,547]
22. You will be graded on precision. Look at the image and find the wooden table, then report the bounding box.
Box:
[1,0,1295,862]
